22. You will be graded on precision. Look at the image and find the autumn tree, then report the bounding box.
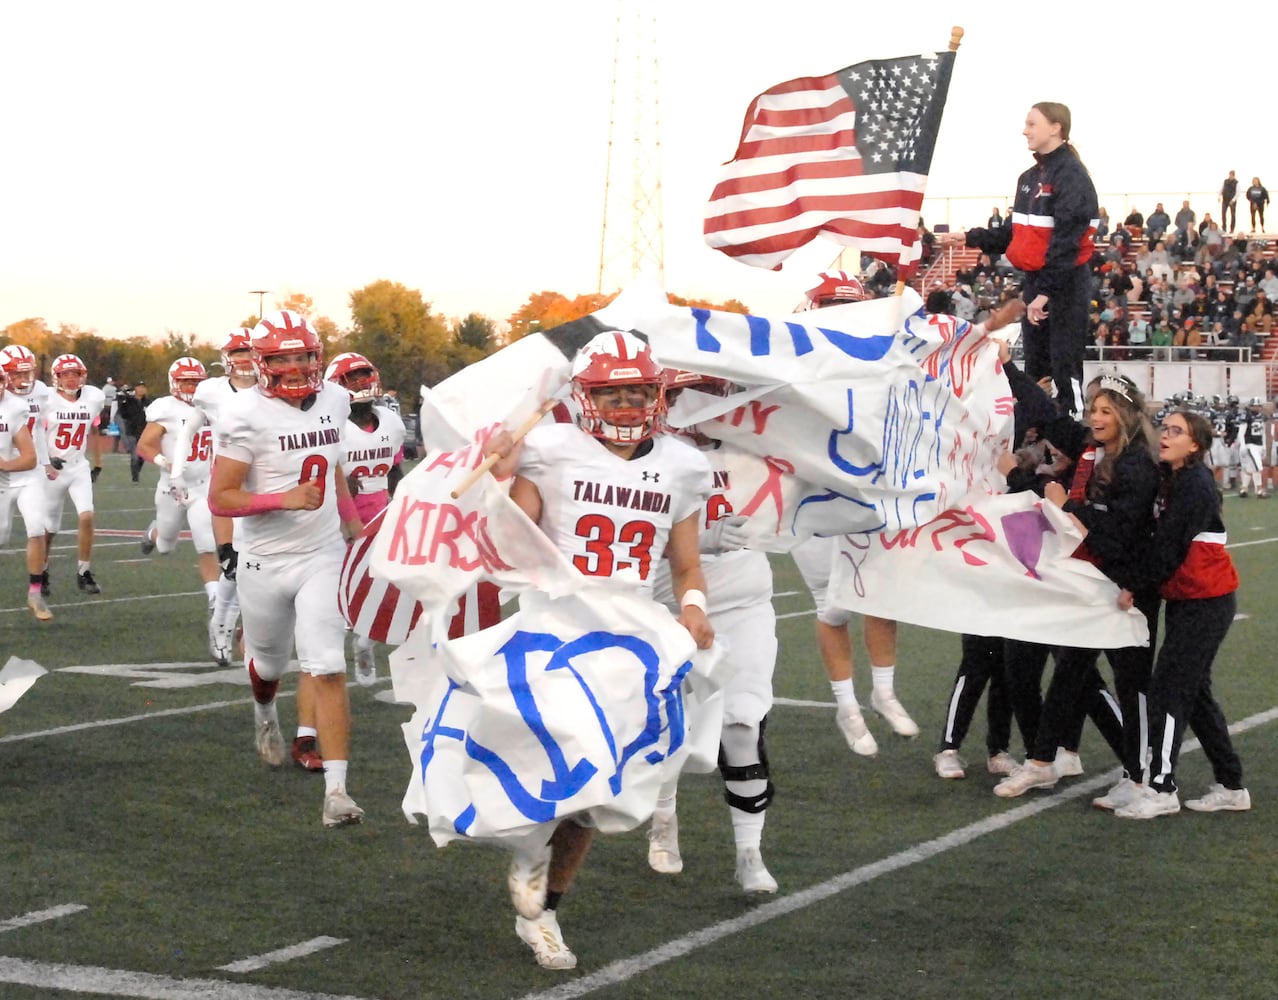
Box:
[506,289,751,342]
[345,280,451,395]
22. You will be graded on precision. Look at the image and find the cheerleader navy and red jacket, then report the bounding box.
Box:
[962,144,1099,299]
[1126,462,1239,601]
[1001,361,1159,591]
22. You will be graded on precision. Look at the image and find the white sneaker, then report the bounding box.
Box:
[27,592,53,621]
[835,706,878,756]
[986,751,1018,776]
[1054,748,1084,777]
[515,911,577,970]
[993,760,1058,798]
[508,843,553,919]
[255,720,285,767]
[1114,786,1180,820]
[321,786,365,828]
[1184,784,1252,812]
[354,643,377,687]
[1092,777,1141,811]
[870,690,920,738]
[647,811,683,874]
[734,847,778,894]
[933,749,966,779]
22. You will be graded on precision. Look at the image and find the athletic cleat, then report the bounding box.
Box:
[933,749,966,779]
[1114,786,1180,820]
[734,847,778,894]
[40,570,50,597]
[140,521,157,555]
[835,706,878,756]
[1092,777,1141,812]
[1054,748,1084,777]
[647,811,683,874]
[986,751,1018,776]
[1237,490,1248,498]
[993,760,1058,798]
[27,592,53,621]
[1184,784,1251,813]
[870,690,920,738]
[209,622,231,667]
[255,719,286,767]
[76,570,101,594]
[515,911,577,970]
[354,643,377,687]
[322,786,365,827]
[291,736,325,773]
[508,842,553,920]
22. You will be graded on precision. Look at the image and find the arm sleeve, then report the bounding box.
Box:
[1069,451,1160,582]
[963,224,1013,258]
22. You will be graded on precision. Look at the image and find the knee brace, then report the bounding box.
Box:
[718,716,775,814]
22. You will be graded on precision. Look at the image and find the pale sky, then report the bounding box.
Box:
[3,1,1273,345]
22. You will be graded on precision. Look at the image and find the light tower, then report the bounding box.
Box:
[596,1,665,295]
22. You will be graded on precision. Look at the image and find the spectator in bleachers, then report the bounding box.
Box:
[1245,177,1268,231]
[1235,274,1259,313]
[987,207,1005,229]
[1221,171,1239,233]
[1147,203,1172,242]
[1125,207,1145,229]
[1149,275,1173,315]
[1185,319,1205,357]
[1096,207,1111,239]
[1174,200,1196,235]
[1234,320,1260,359]
[1128,312,1150,355]
[1244,290,1273,334]
[1151,318,1174,359]
[1127,267,1145,304]
[1209,288,1236,328]
[1260,267,1278,301]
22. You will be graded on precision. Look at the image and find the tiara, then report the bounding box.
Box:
[1097,374,1134,402]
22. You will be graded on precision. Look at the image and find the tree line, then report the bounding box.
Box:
[2,281,749,405]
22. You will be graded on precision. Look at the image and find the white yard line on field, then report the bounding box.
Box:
[217,937,348,974]
[514,706,1278,1000]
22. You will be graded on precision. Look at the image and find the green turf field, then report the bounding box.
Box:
[2,451,1274,999]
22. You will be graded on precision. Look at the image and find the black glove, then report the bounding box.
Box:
[91,466,102,483]
[218,542,238,581]
[50,456,65,470]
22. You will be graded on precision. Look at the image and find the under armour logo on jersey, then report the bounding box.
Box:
[642,471,660,482]
[320,415,333,424]
[381,435,389,442]
[243,560,261,571]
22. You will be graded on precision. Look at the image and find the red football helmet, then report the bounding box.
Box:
[251,310,323,399]
[221,329,256,379]
[325,352,382,403]
[52,354,88,394]
[663,368,734,397]
[168,356,208,403]
[571,330,666,444]
[805,271,868,309]
[0,345,37,395]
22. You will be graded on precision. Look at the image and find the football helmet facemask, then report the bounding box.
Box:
[325,352,382,403]
[168,356,208,403]
[251,311,323,399]
[571,330,666,444]
[221,329,256,380]
[0,345,37,396]
[52,354,88,394]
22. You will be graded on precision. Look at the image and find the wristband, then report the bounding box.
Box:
[680,589,708,613]
[337,495,359,522]
[153,454,171,471]
[209,492,286,517]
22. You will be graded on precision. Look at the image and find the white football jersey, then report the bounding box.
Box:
[0,392,32,489]
[342,405,406,495]
[8,380,51,486]
[216,382,351,557]
[518,424,711,593]
[145,395,213,484]
[192,376,251,432]
[40,385,105,467]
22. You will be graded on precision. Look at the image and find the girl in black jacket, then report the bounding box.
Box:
[1111,410,1250,819]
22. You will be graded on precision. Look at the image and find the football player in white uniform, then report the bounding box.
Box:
[648,370,779,894]
[1238,397,1268,498]
[39,354,105,596]
[0,345,54,619]
[208,311,364,828]
[136,357,220,610]
[0,365,42,614]
[487,330,714,971]
[325,351,405,686]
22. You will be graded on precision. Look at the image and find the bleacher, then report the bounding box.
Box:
[917,230,1278,399]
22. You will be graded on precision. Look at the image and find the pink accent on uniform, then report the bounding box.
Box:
[208,491,287,518]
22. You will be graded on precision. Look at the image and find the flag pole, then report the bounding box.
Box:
[449,398,558,499]
[895,25,964,298]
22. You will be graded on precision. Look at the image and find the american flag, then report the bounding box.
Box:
[704,50,956,274]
